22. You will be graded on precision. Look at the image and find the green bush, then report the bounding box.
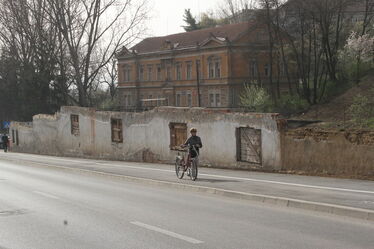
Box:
[240,84,272,112]
[348,94,374,127]
[274,94,309,115]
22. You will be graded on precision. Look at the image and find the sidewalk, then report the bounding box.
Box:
[1,151,374,220]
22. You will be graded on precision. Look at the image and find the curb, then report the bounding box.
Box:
[3,157,374,222]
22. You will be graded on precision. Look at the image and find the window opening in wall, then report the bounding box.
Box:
[264,64,270,77]
[186,62,192,80]
[215,93,221,107]
[187,92,192,107]
[176,93,181,106]
[157,64,161,80]
[138,65,144,81]
[176,63,182,80]
[208,57,221,79]
[236,127,262,165]
[166,66,172,81]
[169,123,187,150]
[147,66,153,81]
[111,118,123,143]
[70,114,80,136]
[250,61,258,78]
[215,61,221,78]
[208,62,214,78]
[209,90,221,107]
[124,65,131,82]
[12,129,15,143]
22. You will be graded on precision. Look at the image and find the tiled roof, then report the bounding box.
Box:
[131,22,256,54]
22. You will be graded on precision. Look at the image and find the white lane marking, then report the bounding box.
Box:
[198,173,374,195]
[33,191,59,200]
[6,153,374,195]
[130,221,203,244]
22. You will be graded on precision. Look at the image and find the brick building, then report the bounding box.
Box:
[116,22,288,110]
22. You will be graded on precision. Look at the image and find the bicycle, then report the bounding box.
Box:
[175,144,199,181]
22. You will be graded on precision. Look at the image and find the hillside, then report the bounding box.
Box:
[294,71,374,129]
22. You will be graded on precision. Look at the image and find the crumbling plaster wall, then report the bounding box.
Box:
[10,106,282,170]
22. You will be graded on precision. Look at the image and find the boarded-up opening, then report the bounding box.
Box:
[70,114,80,136]
[169,123,187,150]
[111,118,123,143]
[236,127,262,165]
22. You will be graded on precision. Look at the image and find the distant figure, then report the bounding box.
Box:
[2,134,9,152]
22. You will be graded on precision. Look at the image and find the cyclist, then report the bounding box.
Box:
[181,127,202,159]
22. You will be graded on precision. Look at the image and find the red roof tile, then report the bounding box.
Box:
[131,22,256,54]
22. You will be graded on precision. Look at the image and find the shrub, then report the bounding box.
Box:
[240,83,272,112]
[274,94,309,115]
[348,94,374,127]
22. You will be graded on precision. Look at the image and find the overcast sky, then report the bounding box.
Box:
[147,0,222,37]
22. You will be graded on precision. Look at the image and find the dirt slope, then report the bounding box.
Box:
[295,71,374,126]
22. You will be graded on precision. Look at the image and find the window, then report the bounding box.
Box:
[124,94,132,106]
[169,123,187,150]
[156,64,162,80]
[196,60,202,79]
[176,63,182,80]
[208,58,221,78]
[166,66,172,80]
[215,93,221,107]
[138,65,144,81]
[123,65,131,82]
[209,93,214,106]
[250,61,258,78]
[209,90,221,107]
[208,62,214,78]
[264,64,270,77]
[187,91,192,107]
[186,62,192,80]
[111,118,123,143]
[12,130,15,143]
[215,61,221,78]
[176,93,181,106]
[70,114,79,136]
[147,66,153,81]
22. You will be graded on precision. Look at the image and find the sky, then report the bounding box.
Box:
[147,0,222,37]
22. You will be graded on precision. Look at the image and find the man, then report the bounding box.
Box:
[1,134,9,152]
[182,127,202,158]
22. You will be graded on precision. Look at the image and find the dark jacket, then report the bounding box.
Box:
[184,135,202,157]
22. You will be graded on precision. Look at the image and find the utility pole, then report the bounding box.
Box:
[196,60,201,107]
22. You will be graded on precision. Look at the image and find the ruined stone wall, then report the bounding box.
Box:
[281,128,374,179]
[10,106,282,171]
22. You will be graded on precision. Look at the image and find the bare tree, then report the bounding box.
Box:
[218,0,258,23]
[0,0,68,119]
[99,58,118,100]
[46,0,148,107]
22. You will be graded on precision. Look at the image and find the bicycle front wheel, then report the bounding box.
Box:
[175,158,184,179]
[190,159,198,181]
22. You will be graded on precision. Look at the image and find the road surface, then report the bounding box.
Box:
[0,154,373,249]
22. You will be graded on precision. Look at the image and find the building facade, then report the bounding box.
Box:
[116,22,288,110]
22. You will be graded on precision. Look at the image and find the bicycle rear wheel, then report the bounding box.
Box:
[190,159,198,181]
[175,158,184,179]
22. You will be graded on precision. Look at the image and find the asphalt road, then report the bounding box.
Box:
[0,158,373,249]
